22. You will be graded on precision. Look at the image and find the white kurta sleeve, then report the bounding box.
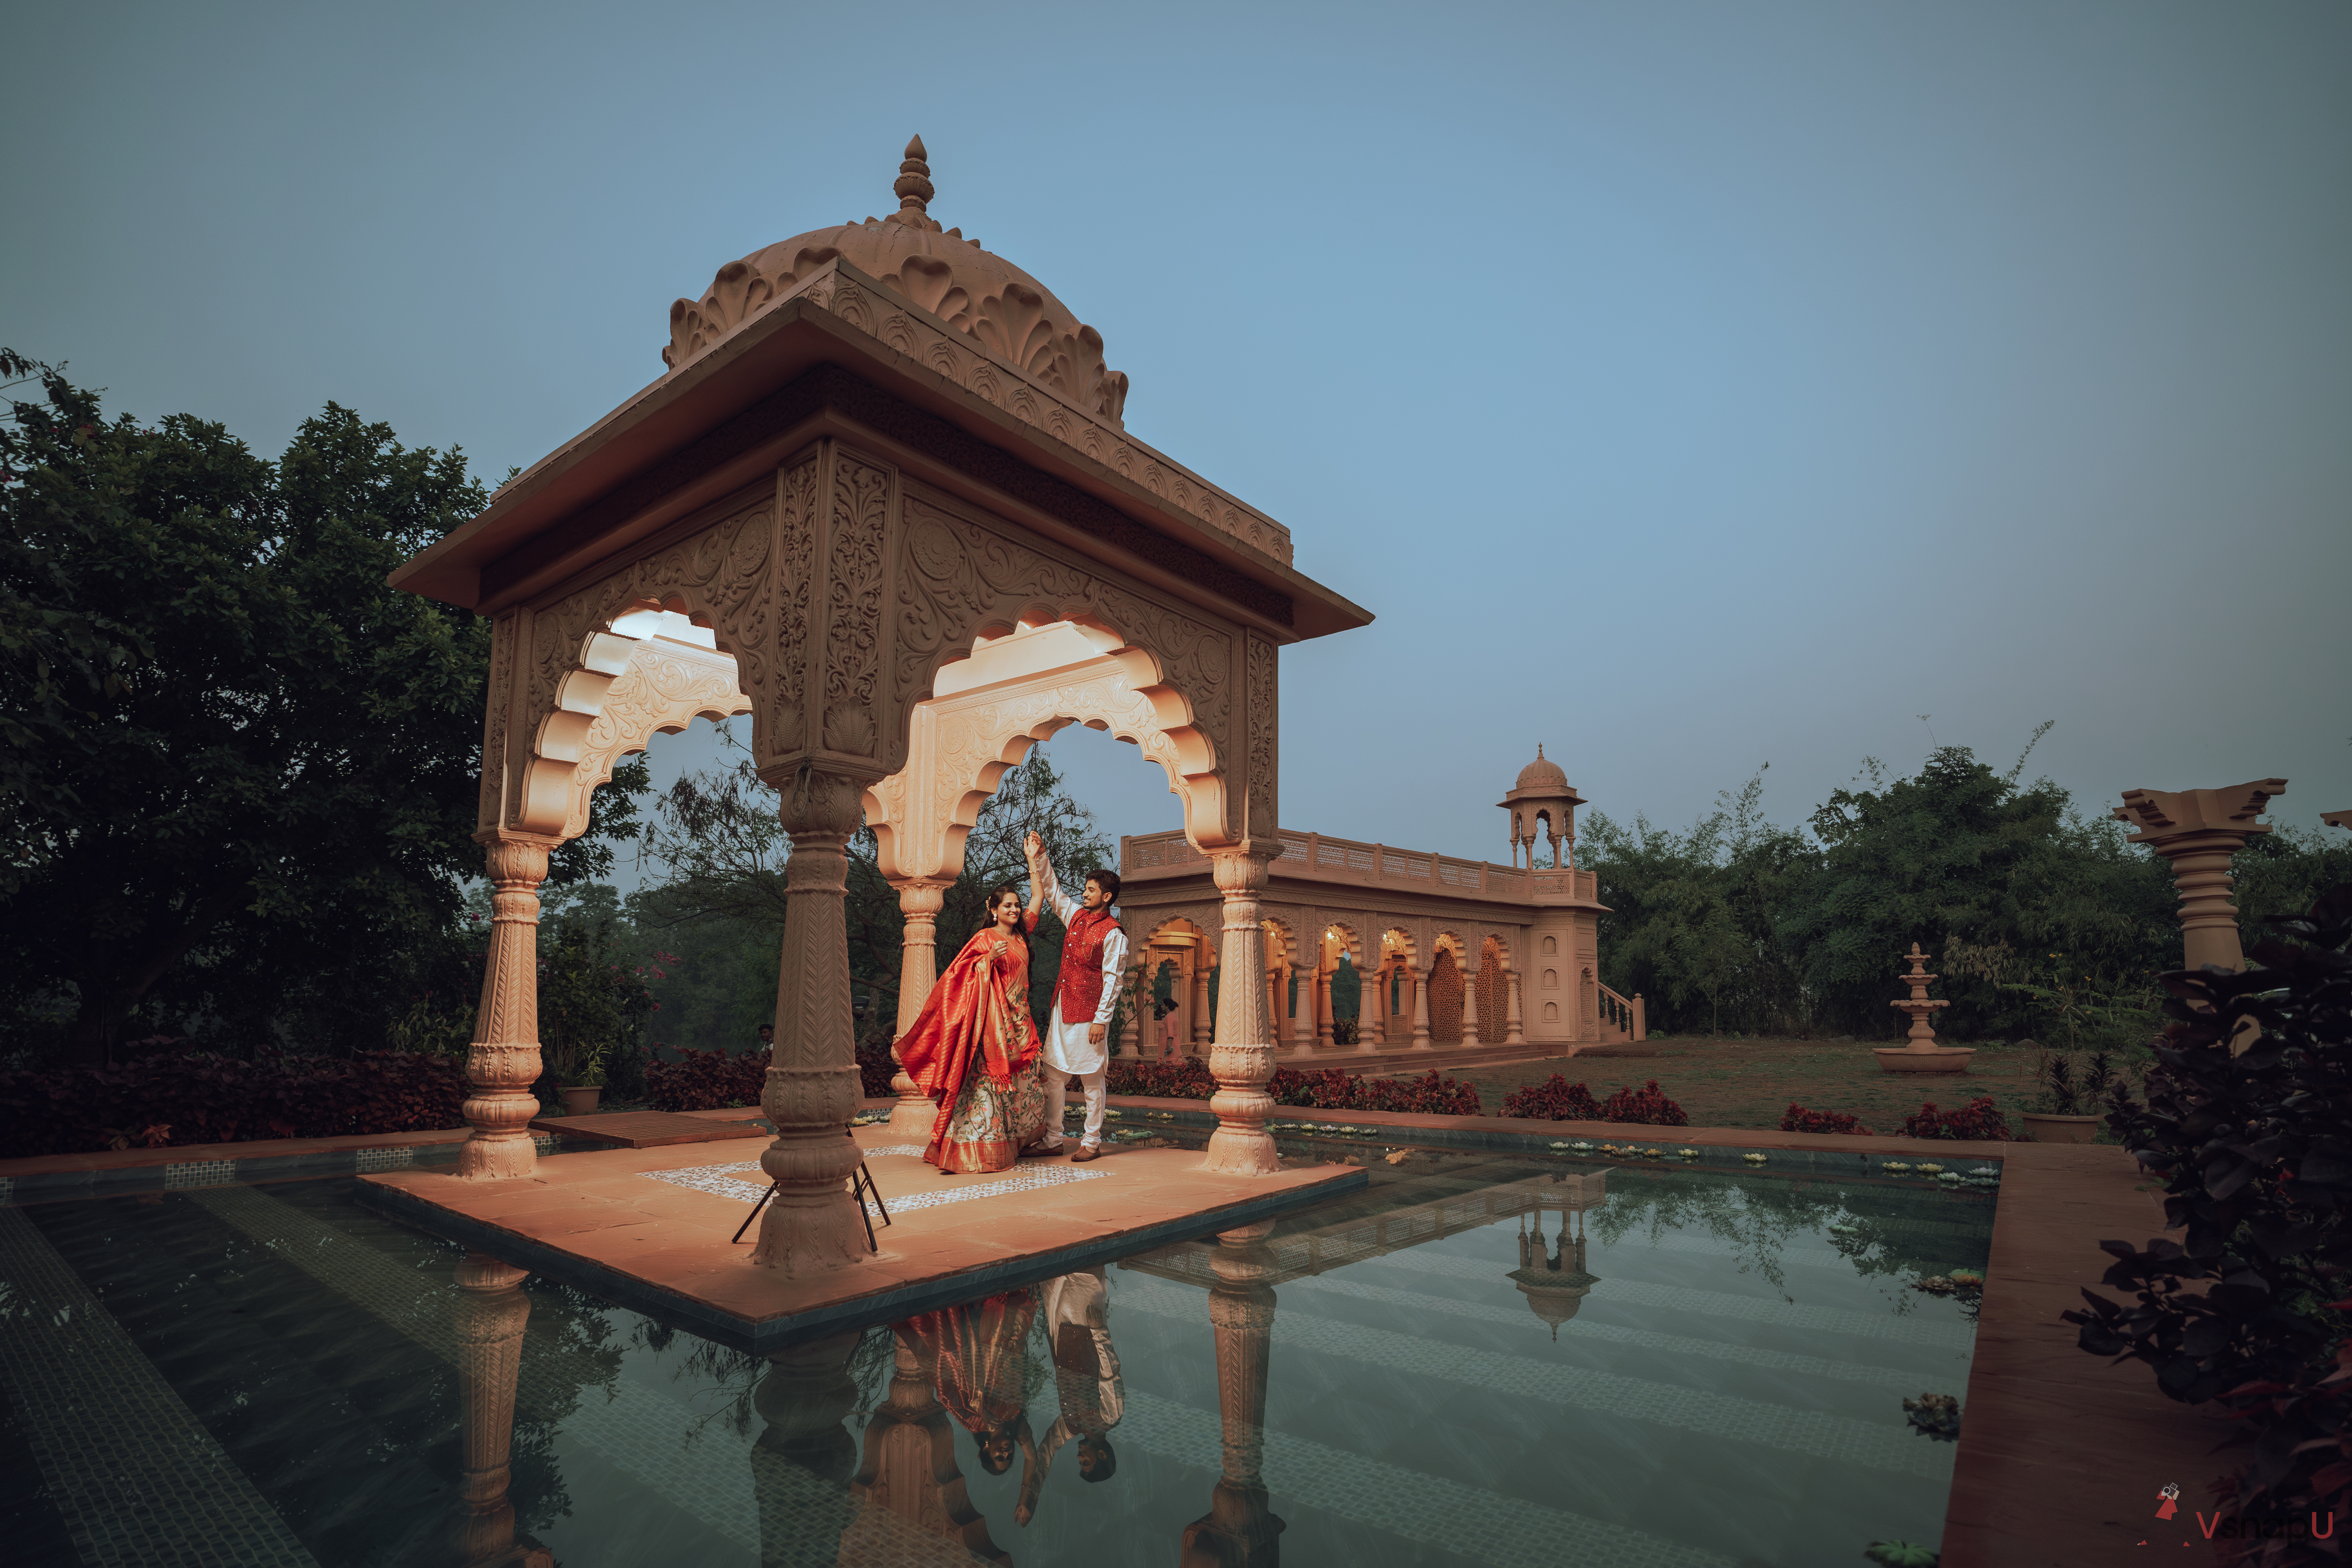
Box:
[1033,859,1079,923]
[1093,925,1127,1026]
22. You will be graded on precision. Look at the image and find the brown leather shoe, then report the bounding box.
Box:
[1070,1144,1103,1163]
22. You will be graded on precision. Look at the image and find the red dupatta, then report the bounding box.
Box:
[894,922,1042,1149]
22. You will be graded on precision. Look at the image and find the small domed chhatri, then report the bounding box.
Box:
[1499,744,1587,870]
[1514,744,1570,794]
[662,135,1129,426]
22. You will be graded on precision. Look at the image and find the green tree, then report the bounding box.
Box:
[0,355,639,1062]
[631,734,1112,1038]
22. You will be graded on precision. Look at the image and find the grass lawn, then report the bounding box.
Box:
[1459,1036,2065,1136]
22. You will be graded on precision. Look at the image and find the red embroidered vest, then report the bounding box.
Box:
[1055,905,1121,1021]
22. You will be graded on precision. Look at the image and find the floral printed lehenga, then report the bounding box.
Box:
[894,921,1051,1173]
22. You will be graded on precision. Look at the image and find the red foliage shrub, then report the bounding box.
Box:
[1897,1097,2012,1140]
[0,1050,470,1158]
[856,1042,897,1099]
[1599,1079,1689,1126]
[1353,1070,1482,1116]
[1105,1056,1217,1099]
[1499,1075,1605,1121]
[644,1046,770,1112]
[1101,1058,1481,1115]
[1779,1103,1875,1135]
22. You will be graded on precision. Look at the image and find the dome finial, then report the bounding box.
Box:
[1538,743,1545,760]
[894,135,935,218]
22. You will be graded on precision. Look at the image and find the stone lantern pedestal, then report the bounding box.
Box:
[1874,944,1973,1074]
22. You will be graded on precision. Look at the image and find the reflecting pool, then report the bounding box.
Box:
[0,1146,1991,1566]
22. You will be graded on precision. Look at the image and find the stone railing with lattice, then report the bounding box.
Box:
[1120,828,1603,905]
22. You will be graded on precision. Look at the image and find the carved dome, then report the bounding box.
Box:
[1514,744,1571,795]
[662,136,1129,428]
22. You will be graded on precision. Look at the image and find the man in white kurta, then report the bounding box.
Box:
[1022,832,1126,1160]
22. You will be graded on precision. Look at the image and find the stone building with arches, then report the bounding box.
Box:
[1116,747,1645,1063]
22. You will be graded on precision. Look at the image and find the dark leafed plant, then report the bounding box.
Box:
[2040,1052,2082,1116]
[2061,883,2352,1553]
[1896,1098,2012,1140]
[1499,1074,1605,1121]
[1599,1079,1689,1127]
[1780,1104,1875,1135]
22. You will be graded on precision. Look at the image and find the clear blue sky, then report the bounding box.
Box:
[7,1,2347,870]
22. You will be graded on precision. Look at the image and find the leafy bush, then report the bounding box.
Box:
[1100,1058,1480,1115]
[1897,1098,2012,1140]
[857,1041,897,1099]
[1499,1075,1605,1121]
[0,1049,468,1157]
[2061,884,2352,1548]
[1105,1056,1217,1099]
[1352,1070,1481,1116]
[1600,1079,1689,1126]
[1780,1104,1875,1135]
[644,1046,769,1112]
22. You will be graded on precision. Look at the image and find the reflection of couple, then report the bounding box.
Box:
[894,835,1127,1173]
[900,1269,1123,1529]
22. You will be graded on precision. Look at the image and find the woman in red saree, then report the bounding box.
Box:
[895,884,1052,1173]
[900,1289,1045,1521]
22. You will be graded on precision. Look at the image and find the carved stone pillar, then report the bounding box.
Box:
[1361,965,1384,1050]
[845,1327,1006,1561]
[459,838,552,1181]
[750,770,868,1277]
[452,1252,532,1566]
[1181,1221,1285,1568]
[1313,969,1333,1049]
[1191,954,1215,1053]
[1265,965,1285,1051]
[889,879,949,1139]
[1463,964,1483,1049]
[1505,967,1525,1045]
[1409,966,1432,1050]
[1289,967,1315,1052]
[2115,780,2289,974]
[1203,848,1280,1176]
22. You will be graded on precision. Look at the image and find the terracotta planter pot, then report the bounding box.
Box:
[558,1085,604,1116]
[2020,1111,2101,1144]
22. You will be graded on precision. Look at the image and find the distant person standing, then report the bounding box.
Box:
[1022,831,1125,1162]
[754,1022,774,1058]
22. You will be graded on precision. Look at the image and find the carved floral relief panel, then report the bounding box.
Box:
[886,489,1244,845]
[504,490,774,838]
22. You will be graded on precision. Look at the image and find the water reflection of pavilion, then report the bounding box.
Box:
[1126,1158,1611,1335]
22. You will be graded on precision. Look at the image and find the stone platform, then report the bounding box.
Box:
[357,1125,1364,1351]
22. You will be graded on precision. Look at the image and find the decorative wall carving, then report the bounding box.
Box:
[1245,633,1277,840]
[887,495,1239,842]
[668,255,1289,568]
[821,453,891,757]
[867,643,1207,881]
[773,455,817,756]
[509,495,771,835]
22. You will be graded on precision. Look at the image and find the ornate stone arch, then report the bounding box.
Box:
[865,618,1224,882]
[514,618,750,841]
[888,495,1262,847]
[1476,934,1512,1046]
[487,488,777,841]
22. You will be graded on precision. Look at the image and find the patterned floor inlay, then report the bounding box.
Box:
[1116,1280,1952,1480]
[642,1158,1110,1213]
[1116,1387,1734,1568]
[0,1206,322,1568]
